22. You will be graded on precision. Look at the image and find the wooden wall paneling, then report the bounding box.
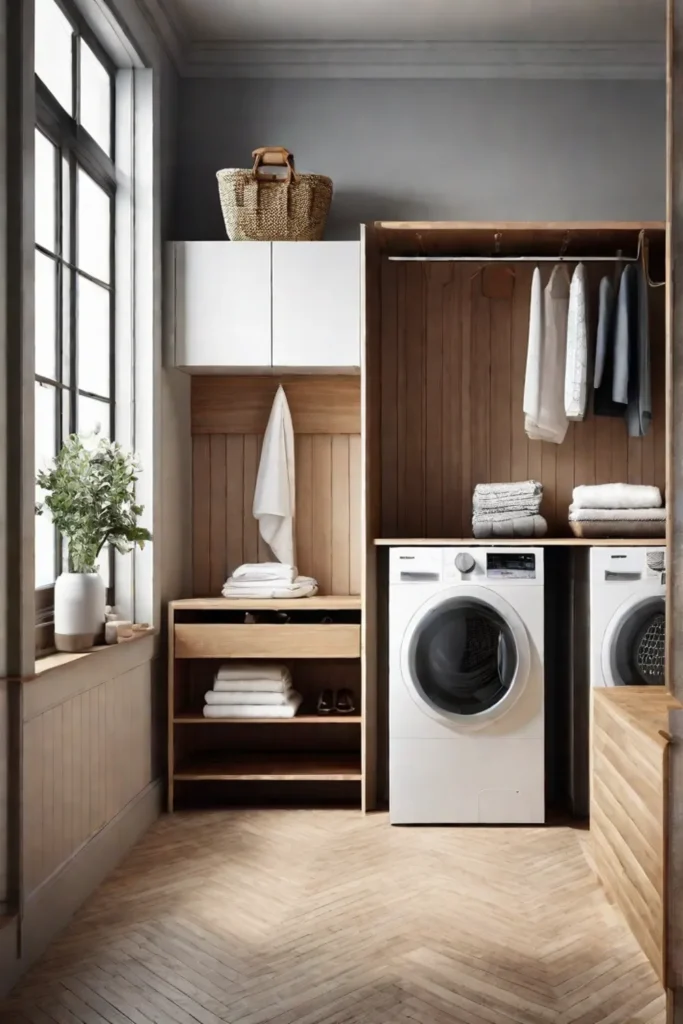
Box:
[312,436,333,594]
[441,267,460,538]
[192,376,360,435]
[459,266,473,535]
[425,265,446,537]
[332,436,351,595]
[242,435,261,566]
[192,432,362,596]
[209,435,227,597]
[192,436,211,596]
[349,436,362,596]
[378,261,666,539]
[225,435,246,587]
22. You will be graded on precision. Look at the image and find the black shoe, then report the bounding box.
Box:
[335,689,356,715]
[317,689,334,715]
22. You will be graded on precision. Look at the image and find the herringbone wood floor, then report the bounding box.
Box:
[2,810,665,1023]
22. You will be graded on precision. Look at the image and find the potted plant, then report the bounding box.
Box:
[36,433,151,652]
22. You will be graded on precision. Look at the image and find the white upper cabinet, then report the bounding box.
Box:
[271,242,360,369]
[173,242,271,369]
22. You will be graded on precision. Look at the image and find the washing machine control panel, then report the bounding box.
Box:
[389,547,544,584]
[486,552,536,579]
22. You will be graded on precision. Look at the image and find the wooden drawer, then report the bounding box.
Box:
[174,623,361,659]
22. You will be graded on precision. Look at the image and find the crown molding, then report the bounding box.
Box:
[182,39,664,80]
[130,0,187,69]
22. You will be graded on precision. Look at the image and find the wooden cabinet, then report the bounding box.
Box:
[172,242,271,369]
[170,241,360,372]
[272,242,360,369]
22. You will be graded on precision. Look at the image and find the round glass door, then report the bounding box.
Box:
[407,596,520,716]
[607,596,666,686]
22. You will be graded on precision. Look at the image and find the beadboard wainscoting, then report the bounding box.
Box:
[0,640,161,996]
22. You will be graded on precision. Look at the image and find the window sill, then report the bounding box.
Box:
[33,631,157,679]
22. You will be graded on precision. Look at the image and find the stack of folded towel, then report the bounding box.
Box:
[203,663,303,719]
[569,484,665,538]
[472,481,547,538]
[221,563,318,599]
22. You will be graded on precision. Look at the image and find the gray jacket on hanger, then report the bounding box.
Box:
[612,264,651,438]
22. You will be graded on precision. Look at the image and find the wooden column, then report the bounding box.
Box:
[667,0,683,1017]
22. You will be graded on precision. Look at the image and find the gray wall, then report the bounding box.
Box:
[175,78,666,241]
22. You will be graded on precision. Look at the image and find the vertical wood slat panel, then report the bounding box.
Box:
[192,431,362,597]
[23,666,154,896]
[379,261,666,538]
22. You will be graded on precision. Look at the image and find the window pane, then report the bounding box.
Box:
[35,130,57,253]
[78,394,110,438]
[77,169,110,282]
[62,155,71,260]
[35,0,73,114]
[62,267,72,386]
[35,252,57,380]
[77,277,110,396]
[80,42,111,155]
[35,382,57,587]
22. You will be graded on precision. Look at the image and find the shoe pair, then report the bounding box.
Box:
[316,688,356,715]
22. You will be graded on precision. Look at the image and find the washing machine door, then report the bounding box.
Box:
[601,593,666,686]
[400,586,532,729]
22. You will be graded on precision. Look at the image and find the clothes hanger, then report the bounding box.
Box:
[638,230,666,288]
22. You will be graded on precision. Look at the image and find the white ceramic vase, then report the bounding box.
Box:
[54,572,106,652]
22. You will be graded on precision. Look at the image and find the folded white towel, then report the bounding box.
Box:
[571,484,662,510]
[472,509,542,524]
[232,562,297,583]
[473,515,548,539]
[203,692,303,719]
[214,677,292,694]
[569,507,666,522]
[205,688,292,706]
[215,663,290,683]
[221,576,318,600]
[472,481,543,516]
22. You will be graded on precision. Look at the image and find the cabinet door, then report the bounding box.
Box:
[271,242,360,368]
[174,242,271,369]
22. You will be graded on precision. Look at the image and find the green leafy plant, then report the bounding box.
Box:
[35,433,152,574]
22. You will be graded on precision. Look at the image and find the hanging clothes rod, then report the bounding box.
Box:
[388,254,639,263]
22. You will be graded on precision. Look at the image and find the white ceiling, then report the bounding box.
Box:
[173,0,665,43]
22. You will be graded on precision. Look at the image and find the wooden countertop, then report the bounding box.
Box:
[593,687,681,748]
[373,538,663,547]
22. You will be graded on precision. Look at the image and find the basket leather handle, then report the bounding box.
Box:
[251,147,296,183]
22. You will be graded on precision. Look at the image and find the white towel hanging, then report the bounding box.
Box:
[564,263,588,420]
[253,385,296,565]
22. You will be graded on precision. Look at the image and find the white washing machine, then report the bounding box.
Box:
[389,546,545,825]
[590,545,666,688]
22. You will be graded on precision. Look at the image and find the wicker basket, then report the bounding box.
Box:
[216,147,333,241]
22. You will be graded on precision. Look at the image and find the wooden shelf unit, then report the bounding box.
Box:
[168,598,363,810]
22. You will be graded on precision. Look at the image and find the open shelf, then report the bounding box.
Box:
[171,595,362,611]
[174,712,361,724]
[174,751,362,782]
[374,537,665,547]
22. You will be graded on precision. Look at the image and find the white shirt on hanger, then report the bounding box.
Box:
[523,265,570,445]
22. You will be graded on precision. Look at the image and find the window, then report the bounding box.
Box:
[34,0,116,642]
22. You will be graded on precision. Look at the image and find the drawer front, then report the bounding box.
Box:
[174,624,361,659]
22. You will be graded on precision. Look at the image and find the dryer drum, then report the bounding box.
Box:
[634,613,666,685]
